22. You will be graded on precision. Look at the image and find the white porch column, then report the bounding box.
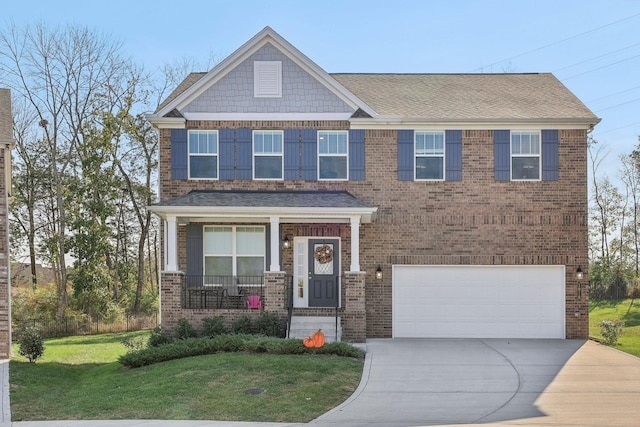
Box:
[350,216,361,272]
[165,216,179,272]
[269,216,281,272]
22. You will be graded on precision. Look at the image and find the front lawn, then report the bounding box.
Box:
[10,331,364,422]
[589,298,640,358]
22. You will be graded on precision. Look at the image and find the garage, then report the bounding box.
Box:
[392,265,566,339]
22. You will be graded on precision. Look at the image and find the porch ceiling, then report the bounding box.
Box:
[148,190,378,224]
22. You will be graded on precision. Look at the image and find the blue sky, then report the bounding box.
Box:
[4,0,640,182]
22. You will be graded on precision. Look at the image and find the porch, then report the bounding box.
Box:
[162,271,367,342]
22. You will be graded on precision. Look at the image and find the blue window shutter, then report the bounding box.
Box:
[301,129,317,181]
[349,129,365,181]
[284,129,300,180]
[219,129,235,180]
[236,128,252,180]
[186,224,203,286]
[542,129,559,181]
[397,130,414,181]
[445,130,462,181]
[494,130,511,181]
[171,129,187,179]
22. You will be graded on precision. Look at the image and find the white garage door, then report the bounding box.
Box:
[392,265,566,339]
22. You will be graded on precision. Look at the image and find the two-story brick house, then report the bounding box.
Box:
[147,27,599,342]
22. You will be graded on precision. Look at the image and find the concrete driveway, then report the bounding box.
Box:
[10,338,640,427]
[311,338,640,427]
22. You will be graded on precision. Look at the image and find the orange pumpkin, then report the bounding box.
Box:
[303,329,325,348]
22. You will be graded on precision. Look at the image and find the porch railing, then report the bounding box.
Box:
[182,275,264,310]
[284,274,340,339]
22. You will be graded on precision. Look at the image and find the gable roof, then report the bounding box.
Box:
[151,26,375,121]
[149,27,599,129]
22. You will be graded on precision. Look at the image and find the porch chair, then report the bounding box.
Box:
[220,280,245,309]
[247,295,262,310]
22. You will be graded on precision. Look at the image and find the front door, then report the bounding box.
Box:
[308,239,339,307]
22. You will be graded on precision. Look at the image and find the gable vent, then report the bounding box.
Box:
[254,61,282,98]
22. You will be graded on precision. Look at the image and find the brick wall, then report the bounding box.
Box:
[0,89,12,357]
[158,122,589,339]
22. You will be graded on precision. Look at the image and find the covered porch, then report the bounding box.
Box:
[148,190,377,342]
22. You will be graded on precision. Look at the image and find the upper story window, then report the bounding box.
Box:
[253,130,283,180]
[318,131,348,180]
[254,61,282,98]
[415,131,444,180]
[511,131,540,180]
[203,226,265,279]
[188,130,218,179]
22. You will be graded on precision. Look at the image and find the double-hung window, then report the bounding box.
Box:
[203,226,265,280]
[188,130,218,179]
[415,131,444,180]
[318,131,348,180]
[253,130,283,179]
[511,132,540,180]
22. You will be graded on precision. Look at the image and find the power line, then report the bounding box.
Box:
[586,85,640,104]
[593,121,640,136]
[595,97,640,113]
[561,53,640,80]
[470,12,640,72]
[553,42,640,73]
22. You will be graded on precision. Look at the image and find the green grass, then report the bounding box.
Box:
[589,298,640,358]
[10,331,364,422]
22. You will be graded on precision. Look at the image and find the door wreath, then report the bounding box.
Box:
[314,244,334,264]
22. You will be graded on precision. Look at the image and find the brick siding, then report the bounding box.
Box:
[0,89,12,357]
[158,122,589,340]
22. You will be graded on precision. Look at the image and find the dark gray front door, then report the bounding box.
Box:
[308,239,339,307]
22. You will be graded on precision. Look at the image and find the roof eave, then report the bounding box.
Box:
[147,205,378,224]
[350,116,601,130]
[145,115,186,129]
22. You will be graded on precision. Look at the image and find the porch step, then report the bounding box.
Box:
[288,316,342,343]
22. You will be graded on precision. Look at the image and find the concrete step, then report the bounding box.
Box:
[288,316,342,343]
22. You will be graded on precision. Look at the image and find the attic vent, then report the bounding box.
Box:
[254,61,282,98]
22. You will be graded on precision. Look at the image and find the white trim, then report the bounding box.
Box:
[145,116,186,129]
[188,130,219,180]
[269,218,280,271]
[510,130,542,181]
[349,119,597,130]
[350,216,360,272]
[414,131,445,182]
[165,216,179,272]
[182,112,353,121]
[154,27,376,119]
[253,130,284,180]
[317,130,349,181]
[203,225,267,276]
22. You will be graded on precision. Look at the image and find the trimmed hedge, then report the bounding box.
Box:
[119,334,364,368]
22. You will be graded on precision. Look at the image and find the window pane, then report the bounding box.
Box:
[204,227,232,254]
[189,131,217,154]
[254,132,282,154]
[255,156,282,179]
[319,156,347,179]
[205,256,232,276]
[512,157,540,179]
[237,257,264,277]
[416,157,444,180]
[237,227,265,255]
[319,132,347,154]
[190,156,217,178]
[416,132,444,155]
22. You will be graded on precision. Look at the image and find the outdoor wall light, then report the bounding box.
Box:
[576,266,583,300]
[282,236,290,249]
[375,265,383,280]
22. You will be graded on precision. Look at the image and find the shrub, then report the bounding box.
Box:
[174,318,198,340]
[17,327,45,363]
[118,334,365,368]
[148,326,172,347]
[121,335,147,351]
[600,319,624,345]
[202,316,226,337]
[254,312,284,337]
[232,315,253,334]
